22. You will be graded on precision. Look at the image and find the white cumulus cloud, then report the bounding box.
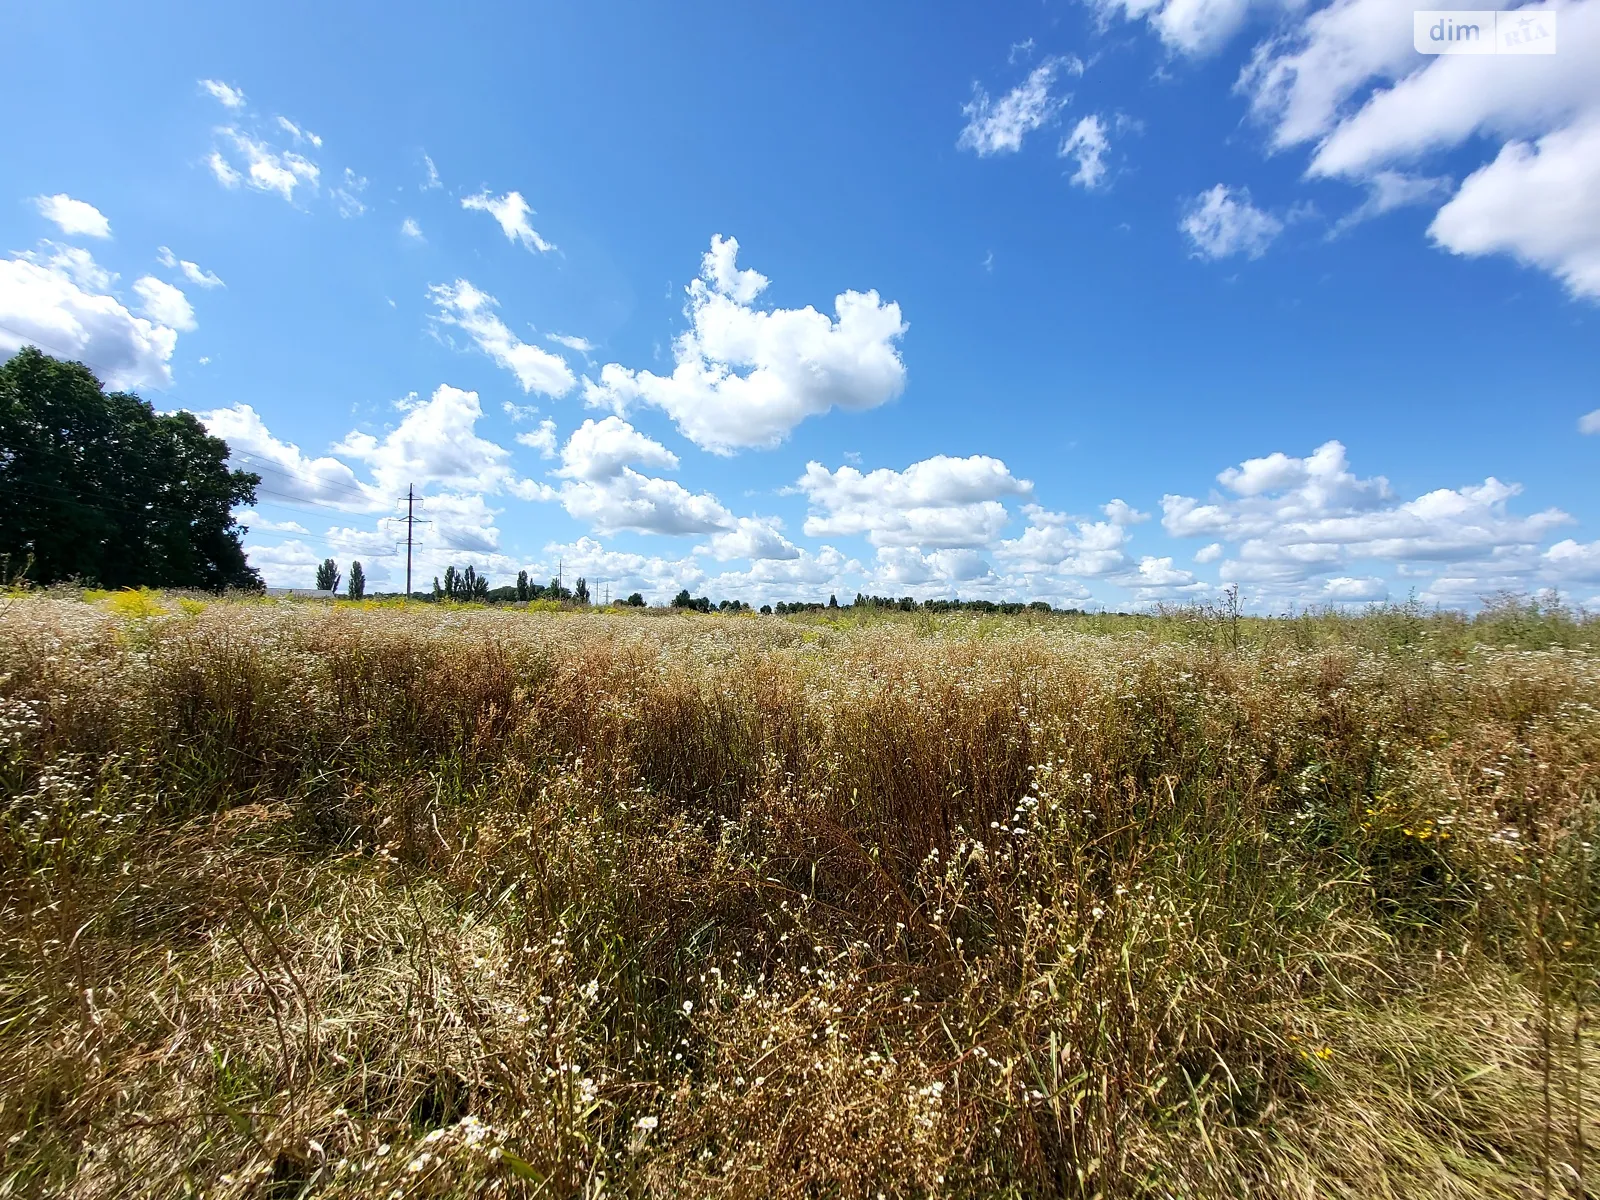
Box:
[798,454,1032,549]
[132,277,196,332]
[583,235,907,453]
[543,417,731,537]
[0,248,177,389]
[34,194,111,239]
[199,404,382,510]
[335,384,525,497]
[1161,440,1573,595]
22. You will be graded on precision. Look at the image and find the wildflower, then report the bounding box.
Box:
[636,1115,659,1131]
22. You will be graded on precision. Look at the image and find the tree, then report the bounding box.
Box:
[347,561,366,599]
[516,569,530,602]
[574,576,590,605]
[672,588,694,609]
[828,594,839,609]
[0,347,261,589]
[316,558,342,593]
[437,564,489,601]
[626,592,645,607]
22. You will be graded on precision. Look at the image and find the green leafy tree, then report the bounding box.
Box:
[0,347,261,589]
[626,592,645,607]
[316,558,341,593]
[347,561,365,599]
[574,576,590,605]
[516,569,530,602]
[442,565,458,599]
[672,588,694,609]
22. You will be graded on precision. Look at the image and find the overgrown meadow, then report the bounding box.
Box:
[1,593,1596,1198]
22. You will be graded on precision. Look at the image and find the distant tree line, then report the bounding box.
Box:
[304,560,1078,616]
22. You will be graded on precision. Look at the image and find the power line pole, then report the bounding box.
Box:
[394,485,429,598]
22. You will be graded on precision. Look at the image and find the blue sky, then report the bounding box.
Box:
[3,0,1597,607]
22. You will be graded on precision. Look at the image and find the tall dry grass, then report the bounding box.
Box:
[1,594,1596,1198]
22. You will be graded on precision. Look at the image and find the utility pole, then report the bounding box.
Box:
[394,485,429,598]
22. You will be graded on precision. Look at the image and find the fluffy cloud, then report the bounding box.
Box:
[1094,0,1272,55]
[335,384,524,497]
[1238,0,1600,299]
[798,454,1032,549]
[515,419,559,458]
[462,190,554,253]
[584,236,907,453]
[0,248,178,389]
[156,246,224,288]
[1321,575,1389,601]
[401,218,423,240]
[199,79,246,109]
[209,129,320,203]
[429,279,576,396]
[34,194,111,239]
[557,416,678,480]
[236,510,309,535]
[132,277,196,332]
[199,404,382,510]
[996,502,1139,576]
[1059,115,1111,189]
[1162,440,1573,589]
[1428,120,1600,300]
[1581,408,1600,435]
[1236,0,1418,149]
[704,542,857,598]
[544,418,732,536]
[1180,184,1283,259]
[1120,555,1207,602]
[704,516,802,562]
[874,546,995,586]
[1543,538,1600,582]
[958,58,1078,156]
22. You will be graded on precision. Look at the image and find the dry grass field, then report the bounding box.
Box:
[1,592,1596,1198]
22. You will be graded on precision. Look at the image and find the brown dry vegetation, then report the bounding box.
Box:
[1,593,1597,1198]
